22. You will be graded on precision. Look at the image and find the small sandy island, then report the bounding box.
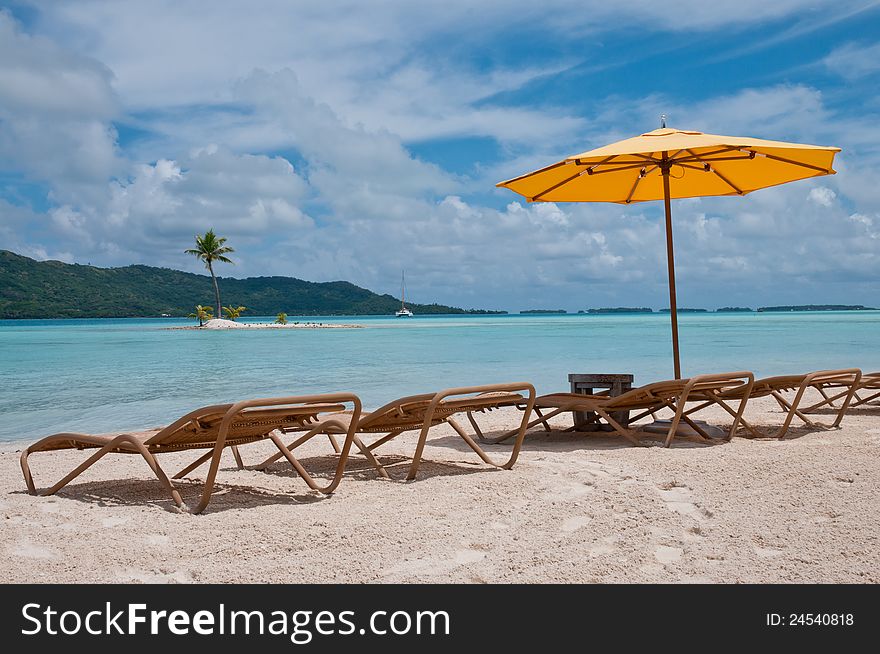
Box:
[170,318,363,330]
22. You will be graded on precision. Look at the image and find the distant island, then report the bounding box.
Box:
[757,305,875,312]
[520,309,567,314]
[570,305,875,315]
[758,304,876,312]
[659,308,708,313]
[0,250,506,318]
[585,307,653,314]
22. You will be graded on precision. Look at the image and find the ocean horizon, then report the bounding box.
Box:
[2,310,878,444]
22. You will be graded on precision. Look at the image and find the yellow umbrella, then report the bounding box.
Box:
[497,121,841,379]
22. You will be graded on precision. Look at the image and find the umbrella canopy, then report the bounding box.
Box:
[497,126,841,378]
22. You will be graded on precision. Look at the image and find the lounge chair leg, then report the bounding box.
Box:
[770,389,808,439]
[231,445,244,469]
[20,448,37,495]
[466,412,486,441]
[832,379,860,428]
[254,425,334,470]
[533,407,552,432]
[406,423,432,481]
[803,388,849,412]
[125,439,185,509]
[593,408,644,447]
[664,408,684,448]
[738,416,767,439]
[446,417,501,466]
[678,414,713,442]
[25,436,184,509]
[173,450,214,479]
[494,407,566,443]
[327,434,342,454]
[352,435,389,479]
[268,433,322,491]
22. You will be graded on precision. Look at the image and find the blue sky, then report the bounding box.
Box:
[1,1,879,311]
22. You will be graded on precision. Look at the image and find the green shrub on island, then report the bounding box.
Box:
[188,304,214,326]
[222,305,246,320]
[276,312,288,324]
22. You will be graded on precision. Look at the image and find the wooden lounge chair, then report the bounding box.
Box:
[20,393,361,514]
[252,383,536,481]
[489,372,754,447]
[688,369,862,440]
[802,370,879,413]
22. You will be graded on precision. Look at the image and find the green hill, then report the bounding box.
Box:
[0,250,501,318]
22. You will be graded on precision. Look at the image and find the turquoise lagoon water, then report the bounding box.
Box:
[1,312,878,443]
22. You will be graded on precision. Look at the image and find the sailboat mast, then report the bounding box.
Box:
[401,270,406,309]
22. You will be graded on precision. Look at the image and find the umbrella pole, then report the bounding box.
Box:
[661,153,681,379]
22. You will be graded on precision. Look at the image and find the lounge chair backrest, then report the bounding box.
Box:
[605,372,752,408]
[748,369,862,397]
[144,400,347,450]
[603,379,689,409]
[357,390,526,433]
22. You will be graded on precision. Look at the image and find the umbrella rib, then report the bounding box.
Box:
[530,167,590,202]
[624,165,657,203]
[674,162,708,171]
[709,168,744,195]
[629,153,663,164]
[674,155,753,164]
[497,160,570,187]
[685,149,744,194]
[583,160,659,165]
[573,155,623,168]
[530,154,619,200]
[670,146,738,162]
[757,151,832,174]
[586,163,648,175]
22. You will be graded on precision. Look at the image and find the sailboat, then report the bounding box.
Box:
[395,270,414,317]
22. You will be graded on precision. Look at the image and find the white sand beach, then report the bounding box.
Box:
[2,395,878,584]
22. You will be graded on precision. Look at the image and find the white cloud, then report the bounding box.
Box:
[35,146,314,267]
[808,187,837,207]
[0,11,121,194]
[824,41,880,79]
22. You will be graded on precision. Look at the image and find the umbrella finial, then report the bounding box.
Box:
[660,114,667,128]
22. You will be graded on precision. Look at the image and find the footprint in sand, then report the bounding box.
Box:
[541,477,595,501]
[453,549,486,565]
[9,541,57,560]
[583,461,614,479]
[654,545,683,564]
[754,546,784,558]
[561,516,591,533]
[656,482,713,521]
[383,547,486,579]
[589,542,616,557]
[102,516,130,528]
[117,569,194,583]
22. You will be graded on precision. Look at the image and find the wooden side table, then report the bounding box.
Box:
[568,373,634,431]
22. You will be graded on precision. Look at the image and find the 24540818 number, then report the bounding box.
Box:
[766,614,854,626]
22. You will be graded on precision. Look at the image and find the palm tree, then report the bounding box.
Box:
[275,312,288,324]
[185,230,234,317]
[188,304,214,327]
[222,305,246,321]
